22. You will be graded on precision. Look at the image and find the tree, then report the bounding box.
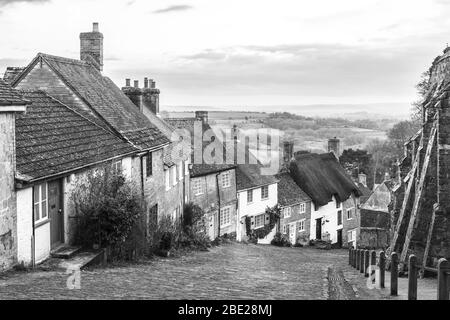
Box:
[339,149,374,188]
[366,139,398,184]
[411,67,432,124]
[387,120,420,156]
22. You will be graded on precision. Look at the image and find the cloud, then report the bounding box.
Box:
[153,4,193,14]
[0,0,49,6]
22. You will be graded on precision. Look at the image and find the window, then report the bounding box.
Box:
[33,183,48,223]
[112,160,122,173]
[261,185,269,200]
[283,207,292,218]
[347,208,354,220]
[348,229,357,243]
[298,219,306,232]
[179,162,184,181]
[336,200,341,209]
[171,166,177,186]
[221,172,231,188]
[220,207,231,227]
[300,203,306,214]
[282,224,287,234]
[247,189,253,203]
[193,178,204,196]
[146,152,152,177]
[255,214,265,228]
[165,169,170,191]
[337,210,343,226]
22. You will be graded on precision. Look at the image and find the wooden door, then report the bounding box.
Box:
[316,218,322,240]
[48,180,63,248]
[289,223,296,244]
[337,229,343,248]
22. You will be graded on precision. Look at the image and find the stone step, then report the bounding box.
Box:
[51,245,82,259]
[58,249,106,271]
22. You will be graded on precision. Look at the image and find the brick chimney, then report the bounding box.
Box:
[80,22,104,71]
[328,137,341,158]
[195,111,208,124]
[122,79,143,111]
[142,78,160,115]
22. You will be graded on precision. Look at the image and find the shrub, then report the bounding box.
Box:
[148,202,210,257]
[70,166,145,261]
[271,232,291,247]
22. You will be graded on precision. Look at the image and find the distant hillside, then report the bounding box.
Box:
[162,102,411,121]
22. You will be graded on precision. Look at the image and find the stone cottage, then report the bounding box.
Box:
[289,152,362,248]
[1,23,188,266]
[0,80,28,271]
[275,172,312,245]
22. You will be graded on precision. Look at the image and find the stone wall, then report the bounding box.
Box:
[0,113,17,271]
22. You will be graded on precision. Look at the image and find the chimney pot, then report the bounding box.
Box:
[134,80,139,88]
[144,78,149,88]
[125,79,131,87]
[93,22,99,32]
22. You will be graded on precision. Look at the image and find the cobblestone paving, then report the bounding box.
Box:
[0,243,350,300]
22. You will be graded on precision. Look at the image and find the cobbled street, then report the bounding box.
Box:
[0,243,378,300]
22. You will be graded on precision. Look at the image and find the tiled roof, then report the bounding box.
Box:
[167,118,235,176]
[289,153,361,207]
[0,79,29,106]
[275,172,311,207]
[236,165,278,191]
[15,91,138,181]
[17,53,169,150]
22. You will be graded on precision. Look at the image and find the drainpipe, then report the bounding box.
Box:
[31,187,35,268]
[216,173,221,238]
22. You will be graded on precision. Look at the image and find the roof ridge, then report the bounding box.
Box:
[38,53,90,67]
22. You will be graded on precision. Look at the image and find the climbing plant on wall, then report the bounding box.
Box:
[245,204,281,242]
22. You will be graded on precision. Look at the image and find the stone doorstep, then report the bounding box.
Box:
[58,249,106,271]
[50,245,83,259]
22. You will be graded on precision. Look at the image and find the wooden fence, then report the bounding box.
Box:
[348,247,450,300]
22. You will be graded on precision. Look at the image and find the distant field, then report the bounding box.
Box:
[166,110,388,156]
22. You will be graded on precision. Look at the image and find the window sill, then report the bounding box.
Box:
[261,198,269,201]
[221,223,232,228]
[35,218,50,229]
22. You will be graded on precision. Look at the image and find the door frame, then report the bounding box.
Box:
[48,179,64,248]
[316,218,322,240]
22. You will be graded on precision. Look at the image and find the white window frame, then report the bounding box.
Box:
[347,207,354,220]
[254,214,265,229]
[282,224,287,234]
[221,171,231,188]
[348,229,357,243]
[220,206,232,227]
[171,166,177,186]
[193,178,204,196]
[337,210,343,226]
[283,207,292,218]
[298,219,306,232]
[261,185,269,200]
[247,189,253,204]
[299,203,306,214]
[165,169,170,191]
[112,159,122,173]
[33,183,48,223]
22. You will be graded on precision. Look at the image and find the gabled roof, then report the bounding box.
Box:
[289,152,361,207]
[167,117,236,176]
[0,79,29,106]
[275,172,311,207]
[14,53,169,150]
[236,164,278,191]
[15,91,138,182]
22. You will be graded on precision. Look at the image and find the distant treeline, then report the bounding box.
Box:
[265,112,395,132]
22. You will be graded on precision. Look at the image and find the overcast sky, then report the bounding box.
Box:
[1,0,450,112]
